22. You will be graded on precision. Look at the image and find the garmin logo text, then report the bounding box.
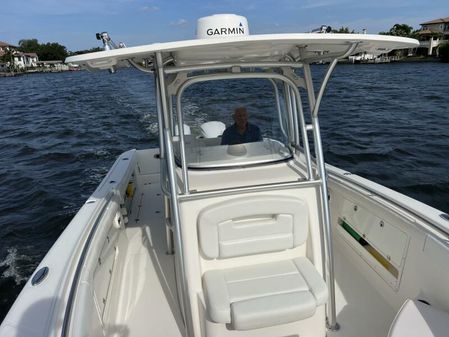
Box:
[206,26,245,36]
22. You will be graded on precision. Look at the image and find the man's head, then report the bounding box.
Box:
[233,107,248,129]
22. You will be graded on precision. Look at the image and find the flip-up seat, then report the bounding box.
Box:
[388,299,449,337]
[198,195,328,331]
[203,258,327,330]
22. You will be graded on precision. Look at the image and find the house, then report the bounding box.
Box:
[0,41,39,70]
[0,41,18,69]
[417,17,449,56]
[13,52,39,68]
[0,41,18,54]
[420,17,449,35]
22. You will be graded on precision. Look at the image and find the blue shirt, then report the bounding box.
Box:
[221,123,262,145]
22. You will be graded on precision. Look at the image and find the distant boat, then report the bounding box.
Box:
[349,52,400,63]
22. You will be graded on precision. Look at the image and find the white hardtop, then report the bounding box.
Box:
[66,33,419,70]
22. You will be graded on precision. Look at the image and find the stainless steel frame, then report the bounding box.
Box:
[174,71,314,191]
[175,95,190,194]
[179,179,321,201]
[155,52,193,337]
[291,86,312,180]
[156,45,360,333]
[164,61,304,74]
[268,79,288,139]
[283,82,296,144]
[302,43,358,331]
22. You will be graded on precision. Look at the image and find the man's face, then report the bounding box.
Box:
[234,108,248,129]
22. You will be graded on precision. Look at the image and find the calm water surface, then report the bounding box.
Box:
[1,62,448,321]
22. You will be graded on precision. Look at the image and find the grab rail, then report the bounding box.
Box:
[178,179,321,201]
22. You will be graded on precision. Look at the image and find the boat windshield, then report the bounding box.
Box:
[174,78,293,168]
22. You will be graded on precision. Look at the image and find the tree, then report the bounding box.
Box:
[332,27,354,34]
[379,24,414,37]
[439,42,449,62]
[38,42,68,61]
[17,38,68,61]
[18,39,40,53]
[0,49,14,71]
[68,47,103,56]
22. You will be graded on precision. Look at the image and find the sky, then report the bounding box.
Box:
[1,0,449,51]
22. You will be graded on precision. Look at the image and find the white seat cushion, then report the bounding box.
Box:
[202,257,328,330]
[388,299,449,337]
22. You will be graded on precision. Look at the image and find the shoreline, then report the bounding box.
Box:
[0,69,79,77]
[1,57,444,77]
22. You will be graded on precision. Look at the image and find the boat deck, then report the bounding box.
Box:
[330,239,396,337]
[113,175,396,337]
[115,172,184,337]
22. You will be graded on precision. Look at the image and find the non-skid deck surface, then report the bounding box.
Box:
[115,174,185,337]
[328,240,396,337]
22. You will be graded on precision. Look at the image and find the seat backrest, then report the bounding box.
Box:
[197,195,309,259]
[200,121,226,138]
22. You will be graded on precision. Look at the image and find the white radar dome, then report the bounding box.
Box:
[196,14,249,39]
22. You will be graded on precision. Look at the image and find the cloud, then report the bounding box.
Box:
[170,19,188,26]
[140,5,159,12]
[300,0,348,9]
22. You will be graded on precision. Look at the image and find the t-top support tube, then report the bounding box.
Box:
[283,82,297,145]
[176,94,190,194]
[312,43,359,118]
[311,115,339,331]
[155,77,166,163]
[291,87,313,180]
[302,43,358,331]
[288,86,299,146]
[268,79,287,139]
[304,61,338,331]
[155,52,193,337]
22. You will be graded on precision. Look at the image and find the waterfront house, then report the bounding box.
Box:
[0,41,18,54]
[12,52,39,68]
[417,17,449,56]
[0,41,17,69]
[0,41,39,70]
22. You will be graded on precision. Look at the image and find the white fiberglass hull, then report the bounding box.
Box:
[1,148,449,337]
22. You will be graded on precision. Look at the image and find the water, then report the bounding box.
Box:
[0,62,448,321]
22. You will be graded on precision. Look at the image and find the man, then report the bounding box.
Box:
[221,107,262,145]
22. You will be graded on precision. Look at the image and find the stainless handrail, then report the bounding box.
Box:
[164,61,304,74]
[178,179,321,201]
